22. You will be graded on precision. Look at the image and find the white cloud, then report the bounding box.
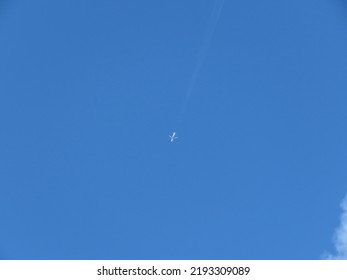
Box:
[326,195,347,259]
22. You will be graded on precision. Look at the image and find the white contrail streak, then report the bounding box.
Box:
[325,194,347,259]
[177,0,224,124]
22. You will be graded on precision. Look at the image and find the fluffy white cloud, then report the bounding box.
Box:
[326,195,347,259]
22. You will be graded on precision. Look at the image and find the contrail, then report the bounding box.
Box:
[325,194,347,259]
[176,0,225,127]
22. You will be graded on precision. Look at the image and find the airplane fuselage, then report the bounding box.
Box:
[169,132,177,142]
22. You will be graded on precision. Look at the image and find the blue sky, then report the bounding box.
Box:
[1,0,347,259]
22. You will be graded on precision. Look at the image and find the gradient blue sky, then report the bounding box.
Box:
[1,0,347,259]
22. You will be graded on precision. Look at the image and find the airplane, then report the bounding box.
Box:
[169,132,178,142]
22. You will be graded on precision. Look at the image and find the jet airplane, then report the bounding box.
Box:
[169,132,178,142]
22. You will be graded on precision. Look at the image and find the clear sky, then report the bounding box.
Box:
[0,0,347,259]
